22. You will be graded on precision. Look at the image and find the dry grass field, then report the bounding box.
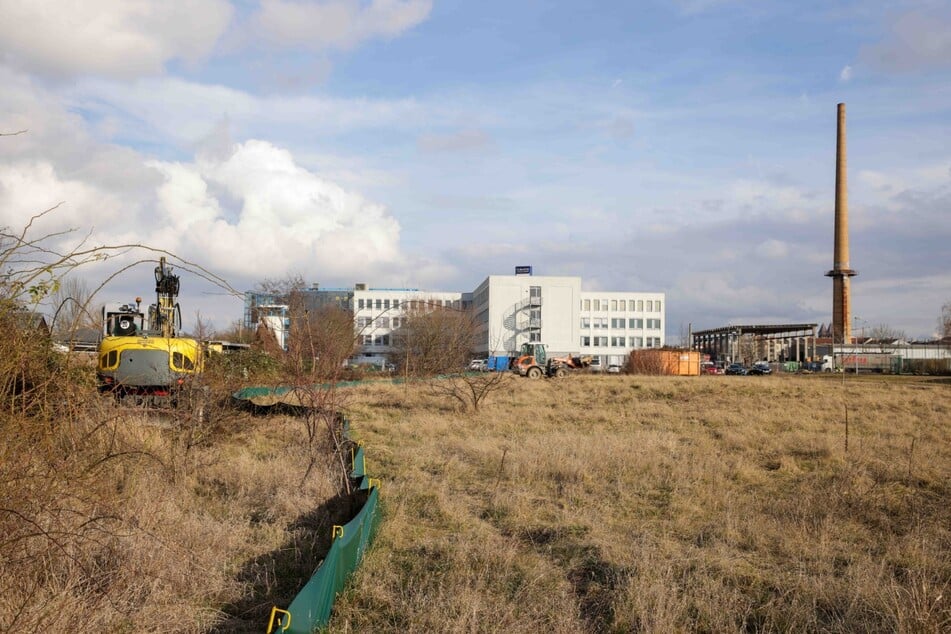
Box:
[0,382,348,633]
[330,373,951,633]
[3,367,949,632]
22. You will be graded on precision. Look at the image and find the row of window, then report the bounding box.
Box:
[581,336,663,348]
[581,317,662,330]
[362,334,391,346]
[581,299,662,313]
[356,316,403,329]
[356,298,460,310]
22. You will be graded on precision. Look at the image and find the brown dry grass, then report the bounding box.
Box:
[0,360,348,633]
[331,374,951,633]
[4,353,949,632]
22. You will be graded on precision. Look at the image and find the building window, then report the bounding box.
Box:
[581,336,591,347]
[583,299,591,311]
[656,300,662,312]
[610,300,617,311]
[391,317,400,329]
[629,337,642,348]
[601,299,608,310]
[597,336,608,346]
[362,334,373,345]
[652,337,661,347]
[628,300,635,311]
[629,318,643,329]
[637,300,643,311]
[377,317,389,328]
[357,316,371,329]
[593,299,600,311]
[611,337,625,347]
[612,318,625,329]
[529,331,541,342]
[374,299,382,309]
[383,299,390,310]
[393,299,400,309]
[581,317,591,328]
[358,299,365,309]
[647,319,661,329]
[646,300,653,312]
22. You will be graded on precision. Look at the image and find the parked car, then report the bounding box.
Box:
[468,359,487,371]
[589,358,603,373]
[749,362,772,375]
[607,364,622,374]
[700,362,721,375]
[725,363,748,375]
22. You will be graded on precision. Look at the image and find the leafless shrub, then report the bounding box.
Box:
[626,349,669,375]
[389,300,474,377]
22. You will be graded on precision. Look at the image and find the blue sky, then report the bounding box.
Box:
[1,0,949,339]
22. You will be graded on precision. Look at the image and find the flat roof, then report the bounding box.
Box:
[693,323,818,337]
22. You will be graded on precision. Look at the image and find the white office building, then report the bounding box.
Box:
[578,291,666,366]
[245,273,664,366]
[471,274,665,365]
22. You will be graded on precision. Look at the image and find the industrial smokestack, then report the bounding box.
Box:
[825,103,857,344]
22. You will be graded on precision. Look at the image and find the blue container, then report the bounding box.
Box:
[488,356,512,372]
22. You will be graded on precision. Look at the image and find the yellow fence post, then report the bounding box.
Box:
[266,607,292,633]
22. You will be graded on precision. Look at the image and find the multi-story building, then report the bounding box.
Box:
[245,273,665,367]
[351,286,469,366]
[578,291,666,366]
[471,275,665,366]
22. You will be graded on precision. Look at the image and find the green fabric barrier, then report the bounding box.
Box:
[234,373,478,407]
[268,420,380,634]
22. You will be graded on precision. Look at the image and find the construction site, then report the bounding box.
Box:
[1,103,949,633]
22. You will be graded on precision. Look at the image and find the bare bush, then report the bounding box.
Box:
[389,300,475,376]
[626,349,668,375]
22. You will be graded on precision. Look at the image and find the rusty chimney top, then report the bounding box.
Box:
[825,102,857,344]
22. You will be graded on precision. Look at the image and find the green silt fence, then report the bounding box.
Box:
[267,433,381,633]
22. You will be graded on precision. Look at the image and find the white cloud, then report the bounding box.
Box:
[0,0,233,79]
[0,161,122,237]
[839,65,853,82]
[150,140,403,279]
[252,0,433,51]
[67,76,426,148]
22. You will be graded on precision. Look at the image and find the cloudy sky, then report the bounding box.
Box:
[1,0,949,339]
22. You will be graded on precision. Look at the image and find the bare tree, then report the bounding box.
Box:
[939,302,951,339]
[868,324,906,354]
[48,275,97,339]
[247,275,360,489]
[290,304,356,379]
[389,300,475,376]
[389,301,512,411]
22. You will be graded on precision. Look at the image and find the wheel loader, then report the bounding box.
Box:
[512,342,593,379]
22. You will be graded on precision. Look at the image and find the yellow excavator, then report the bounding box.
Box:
[97,257,203,405]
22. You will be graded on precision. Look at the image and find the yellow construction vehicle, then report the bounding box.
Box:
[97,257,203,404]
